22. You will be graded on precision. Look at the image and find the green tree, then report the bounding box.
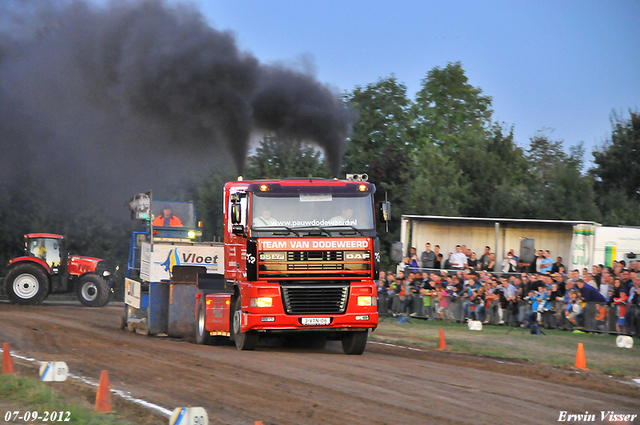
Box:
[342,76,414,265]
[413,62,527,217]
[413,62,493,150]
[403,141,467,216]
[342,75,413,174]
[591,111,640,202]
[524,134,600,221]
[245,135,331,179]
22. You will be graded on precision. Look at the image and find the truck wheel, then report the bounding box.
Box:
[342,330,368,355]
[196,297,214,345]
[4,263,49,305]
[232,297,258,350]
[76,274,110,307]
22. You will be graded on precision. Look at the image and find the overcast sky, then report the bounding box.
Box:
[189,0,640,161]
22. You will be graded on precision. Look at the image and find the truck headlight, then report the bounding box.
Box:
[357,296,375,306]
[188,230,196,239]
[102,271,110,277]
[250,297,273,308]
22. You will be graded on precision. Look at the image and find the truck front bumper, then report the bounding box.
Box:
[241,311,378,332]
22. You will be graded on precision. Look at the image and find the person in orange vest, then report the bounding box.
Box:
[152,207,183,227]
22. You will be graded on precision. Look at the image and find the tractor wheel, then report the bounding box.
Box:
[75,274,110,307]
[4,263,50,305]
[341,330,368,355]
[232,297,258,350]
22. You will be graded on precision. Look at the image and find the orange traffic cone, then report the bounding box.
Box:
[575,343,588,370]
[255,422,264,425]
[436,329,447,350]
[95,370,112,413]
[2,342,16,374]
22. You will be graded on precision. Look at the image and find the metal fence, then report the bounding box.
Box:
[394,266,527,278]
[377,292,640,335]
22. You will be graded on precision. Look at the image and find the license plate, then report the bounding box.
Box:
[301,317,331,326]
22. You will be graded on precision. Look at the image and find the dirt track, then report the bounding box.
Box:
[1,301,638,425]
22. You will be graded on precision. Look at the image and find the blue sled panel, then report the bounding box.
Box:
[149,282,169,335]
[167,283,198,338]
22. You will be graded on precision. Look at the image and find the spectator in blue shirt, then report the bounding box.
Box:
[540,250,553,274]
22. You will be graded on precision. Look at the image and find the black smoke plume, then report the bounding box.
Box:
[0,0,354,211]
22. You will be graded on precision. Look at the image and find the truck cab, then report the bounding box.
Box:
[198,176,382,354]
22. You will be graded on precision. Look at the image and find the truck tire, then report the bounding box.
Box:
[342,330,368,355]
[76,274,110,307]
[4,263,50,305]
[232,297,258,350]
[196,297,214,345]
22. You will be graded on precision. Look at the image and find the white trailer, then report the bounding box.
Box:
[571,225,640,269]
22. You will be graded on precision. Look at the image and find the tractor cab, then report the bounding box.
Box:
[24,234,67,273]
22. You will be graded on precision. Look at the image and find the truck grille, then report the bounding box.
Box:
[280,283,349,314]
[259,249,370,278]
[288,251,344,261]
[288,263,344,271]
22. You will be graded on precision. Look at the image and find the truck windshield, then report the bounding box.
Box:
[251,193,374,230]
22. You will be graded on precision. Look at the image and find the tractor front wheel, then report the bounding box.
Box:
[4,263,50,305]
[76,274,110,307]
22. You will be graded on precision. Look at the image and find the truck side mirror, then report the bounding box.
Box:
[231,203,242,224]
[232,224,245,237]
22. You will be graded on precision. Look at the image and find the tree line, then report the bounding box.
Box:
[1,62,638,272]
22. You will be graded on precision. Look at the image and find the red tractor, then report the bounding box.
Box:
[4,233,114,306]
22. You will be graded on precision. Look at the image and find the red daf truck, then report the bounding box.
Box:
[195,174,387,354]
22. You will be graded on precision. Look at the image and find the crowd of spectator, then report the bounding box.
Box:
[380,243,640,336]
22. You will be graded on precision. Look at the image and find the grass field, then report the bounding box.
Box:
[0,373,141,425]
[372,316,640,376]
